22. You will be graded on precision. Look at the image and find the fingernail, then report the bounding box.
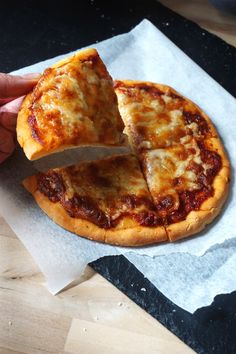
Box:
[21,73,41,80]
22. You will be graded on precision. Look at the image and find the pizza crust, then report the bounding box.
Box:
[204,137,230,168]
[166,166,230,242]
[16,94,41,160]
[201,167,230,211]
[23,175,167,247]
[166,208,219,242]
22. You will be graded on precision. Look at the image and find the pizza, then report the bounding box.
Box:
[114,80,230,242]
[22,76,230,246]
[23,154,167,246]
[17,48,126,160]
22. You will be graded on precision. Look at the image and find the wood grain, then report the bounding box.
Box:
[0,218,194,353]
[160,0,236,47]
[1,1,235,353]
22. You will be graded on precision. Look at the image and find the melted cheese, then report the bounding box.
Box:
[143,140,210,210]
[115,82,210,150]
[56,154,153,221]
[30,49,125,150]
[154,110,183,136]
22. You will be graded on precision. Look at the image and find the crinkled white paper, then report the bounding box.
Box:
[1,19,236,313]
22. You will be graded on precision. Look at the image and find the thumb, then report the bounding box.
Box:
[0,73,40,99]
[0,97,25,133]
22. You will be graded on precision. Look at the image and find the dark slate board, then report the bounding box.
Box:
[1,1,236,353]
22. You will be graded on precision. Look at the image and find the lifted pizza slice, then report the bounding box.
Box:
[17,48,127,160]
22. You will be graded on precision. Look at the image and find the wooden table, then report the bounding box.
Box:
[0,1,235,353]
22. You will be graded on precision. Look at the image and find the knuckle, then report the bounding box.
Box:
[0,73,7,81]
[0,73,9,97]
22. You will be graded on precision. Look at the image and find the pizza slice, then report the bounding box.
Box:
[17,48,127,160]
[140,138,230,241]
[23,154,167,246]
[114,80,217,152]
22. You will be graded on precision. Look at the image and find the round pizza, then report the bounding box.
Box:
[21,63,230,246]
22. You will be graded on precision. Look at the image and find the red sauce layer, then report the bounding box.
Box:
[155,142,222,224]
[36,141,222,229]
[37,171,161,228]
[28,114,44,145]
[183,111,209,135]
[62,194,111,229]
[37,172,65,203]
[114,81,164,98]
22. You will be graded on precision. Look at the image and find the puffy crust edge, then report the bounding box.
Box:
[50,48,98,69]
[16,93,42,160]
[166,209,219,242]
[166,167,230,242]
[23,176,167,247]
[204,137,230,169]
[201,166,230,211]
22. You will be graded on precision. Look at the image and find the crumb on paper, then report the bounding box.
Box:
[8,321,12,326]
[117,302,123,307]
[83,327,87,332]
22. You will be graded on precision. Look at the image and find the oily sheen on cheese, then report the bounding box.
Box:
[142,139,211,210]
[17,48,126,160]
[114,80,216,151]
[32,154,160,229]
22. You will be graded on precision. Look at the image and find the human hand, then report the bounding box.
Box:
[0,73,39,164]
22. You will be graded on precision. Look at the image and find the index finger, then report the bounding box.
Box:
[0,73,40,99]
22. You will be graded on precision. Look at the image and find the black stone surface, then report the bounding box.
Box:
[1,1,236,353]
[1,0,236,97]
[91,256,236,354]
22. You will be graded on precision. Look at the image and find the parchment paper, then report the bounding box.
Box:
[0,19,236,313]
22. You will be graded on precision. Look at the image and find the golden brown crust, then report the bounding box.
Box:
[166,209,218,242]
[204,137,230,168]
[17,48,127,161]
[16,94,42,160]
[200,167,230,211]
[166,168,230,242]
[23,175,167,247]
